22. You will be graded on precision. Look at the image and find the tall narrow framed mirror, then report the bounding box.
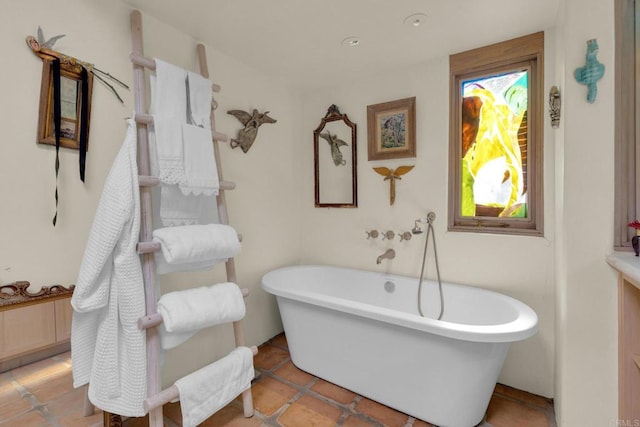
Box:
[313,105,357,208]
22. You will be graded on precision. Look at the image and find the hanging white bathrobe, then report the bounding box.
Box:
[71,119,147,416]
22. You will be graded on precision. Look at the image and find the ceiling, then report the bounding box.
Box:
[122,0,561,91]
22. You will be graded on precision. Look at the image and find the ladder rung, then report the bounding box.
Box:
[129,53,221,92]
[134,114,228,142]
[139,176,160,187]
[134,113,153,124]
[138,241,161,254]
[213,131,229,142]
[220,181,235,190]
[138,313,163,330]
[137,177,235,191]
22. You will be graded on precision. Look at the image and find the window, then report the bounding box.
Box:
[614,0,637,249]
[448,32,544,235]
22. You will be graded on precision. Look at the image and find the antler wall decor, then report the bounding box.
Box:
[373,165,414,205]
[26,26,129,103]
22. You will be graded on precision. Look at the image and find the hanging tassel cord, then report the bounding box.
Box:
[52,59,62,226]
[79,67,89,181]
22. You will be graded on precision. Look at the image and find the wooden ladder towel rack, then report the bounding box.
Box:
[100,10,255,426]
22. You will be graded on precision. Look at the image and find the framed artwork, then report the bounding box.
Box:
[367,97,416,161]
[37,58,93,150]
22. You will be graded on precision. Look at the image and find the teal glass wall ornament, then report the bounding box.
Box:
[574,39,605,103]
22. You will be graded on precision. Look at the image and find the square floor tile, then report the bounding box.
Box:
[251,377,298,416]
[310,379,357,405]
[253,344,290,371]
[494,383,551,410]
[199,402,262,427]
[486,395,550,427]
[271,334,288,350]
[0,409,48,426]
[273,361,314,387]
[277,401,337,427]
[355,397,410,427]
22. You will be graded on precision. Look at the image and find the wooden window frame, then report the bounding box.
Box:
[448,32,544,236]
[614,0,637,250]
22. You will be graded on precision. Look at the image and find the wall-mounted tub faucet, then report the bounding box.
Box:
[398,231,412,241]
[381,230,395,240]
[376,249,395,264]
[366,230,379,239]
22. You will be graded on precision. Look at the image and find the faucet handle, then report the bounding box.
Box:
[382,230,395,240]
[366,230,379,239]
[398,231,412,241]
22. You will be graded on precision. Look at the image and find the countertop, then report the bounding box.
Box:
[606,251,640,289]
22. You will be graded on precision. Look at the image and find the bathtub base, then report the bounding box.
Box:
[279,297,510,427]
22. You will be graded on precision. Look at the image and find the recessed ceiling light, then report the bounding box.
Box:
[403,13,427,27]
[341,36,360,47]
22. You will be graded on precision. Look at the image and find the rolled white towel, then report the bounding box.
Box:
[155,255,218,275]
[158,282,245,349]
[152,224,240,266]
[175,346,254,427]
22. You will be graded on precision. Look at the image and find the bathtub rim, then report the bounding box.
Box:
[262,264,538,343]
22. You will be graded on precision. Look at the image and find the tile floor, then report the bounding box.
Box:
[0,333,556,427]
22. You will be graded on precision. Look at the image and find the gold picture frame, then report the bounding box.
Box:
[366,96,416,161]
[37,58,93,150]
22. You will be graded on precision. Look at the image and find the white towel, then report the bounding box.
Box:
[150,59,188,186]
[157,185,219,227]
[158,282,246,349]
[150,59,187,119]
[149,59,219,224]
[179,123,219,196]
[155,254,218,275]
[186,71,212,129]
[152,224,240,265]
[175,346,254,427]
[153,118,185,185]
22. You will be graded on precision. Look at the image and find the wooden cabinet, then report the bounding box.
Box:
[54,298,73,342]
[0,296,73,370]
[0,301,56,359]
[607,253,640,423]
[618,275,640,422]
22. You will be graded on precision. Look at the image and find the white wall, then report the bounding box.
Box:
[554,0,618,425]
[0,0,298,386]
[1,1,134,288]
[297,47,557,397]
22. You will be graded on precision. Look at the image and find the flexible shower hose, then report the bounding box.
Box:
[417,220,444,320]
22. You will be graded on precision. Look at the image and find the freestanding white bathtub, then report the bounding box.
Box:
[261,265,538,427]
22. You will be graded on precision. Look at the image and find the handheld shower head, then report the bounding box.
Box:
[411,212,436,234]
[412,219,426,234]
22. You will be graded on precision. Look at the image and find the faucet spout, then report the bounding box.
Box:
[376,249,396,264]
